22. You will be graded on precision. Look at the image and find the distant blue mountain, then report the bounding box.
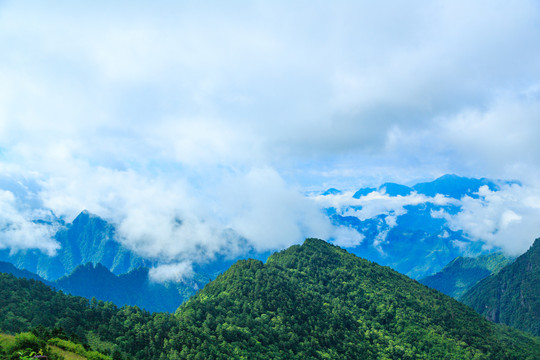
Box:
[322,188,342,196]
[330,174,514,278]
[378,182,412,196]
[0,261,54,287]
[413,174,498,199]
[54,263,206,312]
[0,210,268,311]
[0,260,203,312]
[332,207,477,279]
[353,187,376,198]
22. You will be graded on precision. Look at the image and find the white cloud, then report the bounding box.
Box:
[0,189,58,255]
[215,167,334,252]
[437,92,540,181]
[440,185,540,255]
[330,225,365,248]
[313,190,457,222]
[0,0,539,264]
[148,261,193,283]
[33,161,336,265]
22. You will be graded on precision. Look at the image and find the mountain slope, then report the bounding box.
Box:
[420,252,513,299]
[169,238,540,359]
[0,260,194,312]
[0,261,54,287]
[461,238,540,336]
[1,240,539,359]
[0,211,151,280]
[54,263,205,312]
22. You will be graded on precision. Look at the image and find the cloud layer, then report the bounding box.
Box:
[442,185,540,255]
[1,1,540,275]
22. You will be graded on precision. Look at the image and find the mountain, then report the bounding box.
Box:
[0,211,151,280]
[332,203,477,279]
[321,188,342,196]
[353,182,413,197]
[328,174,514,279]
[168,238,540,359]
[419,252,513,299]
[0,259,194,312]
[412,174,500,199]
[461,238,540,336]
[0,174,525,310]
[353,187,376,198]
[54,263,206,313]
[0,174,514,283]
[2,239,539,359]
[0,261,54,287]
[378,182,412,196]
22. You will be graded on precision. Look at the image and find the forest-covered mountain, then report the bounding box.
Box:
[1,239,539,359]
[461,238,540,336]
[419,252,513,299]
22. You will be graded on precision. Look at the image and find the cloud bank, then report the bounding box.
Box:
[0,1,540,276]
[441,185,540,255]
[0,188,58,256]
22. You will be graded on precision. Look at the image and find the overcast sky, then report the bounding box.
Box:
[1,1,540,277]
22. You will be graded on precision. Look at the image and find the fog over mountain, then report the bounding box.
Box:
[1,1,540,279]
[1,174,538,282]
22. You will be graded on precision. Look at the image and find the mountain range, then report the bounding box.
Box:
[0,259,203,313]
[0,173,527,314]
[1,238,539,359]
[0,210,150,281]
[326,174,514,279]
[0,174,515,283]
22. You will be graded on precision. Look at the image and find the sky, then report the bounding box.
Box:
[1,1,540,278]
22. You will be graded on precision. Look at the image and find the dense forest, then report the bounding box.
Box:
[462,238,540,336]
[1,239,539,359]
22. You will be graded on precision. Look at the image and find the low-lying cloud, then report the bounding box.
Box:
[148,261,194,283]
[6,162,337,277]
[1,1,540,280]
[319,183,540,256]
[0,188,58,255]
[438,185,540,255]
[313,190,456,222]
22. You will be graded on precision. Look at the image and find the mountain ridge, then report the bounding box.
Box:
[461,238,540,336]
[1,238,539,359]
[419,252,513,299]
[170,238,540,359]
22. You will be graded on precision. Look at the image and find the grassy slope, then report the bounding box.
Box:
[1,333,103,360]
